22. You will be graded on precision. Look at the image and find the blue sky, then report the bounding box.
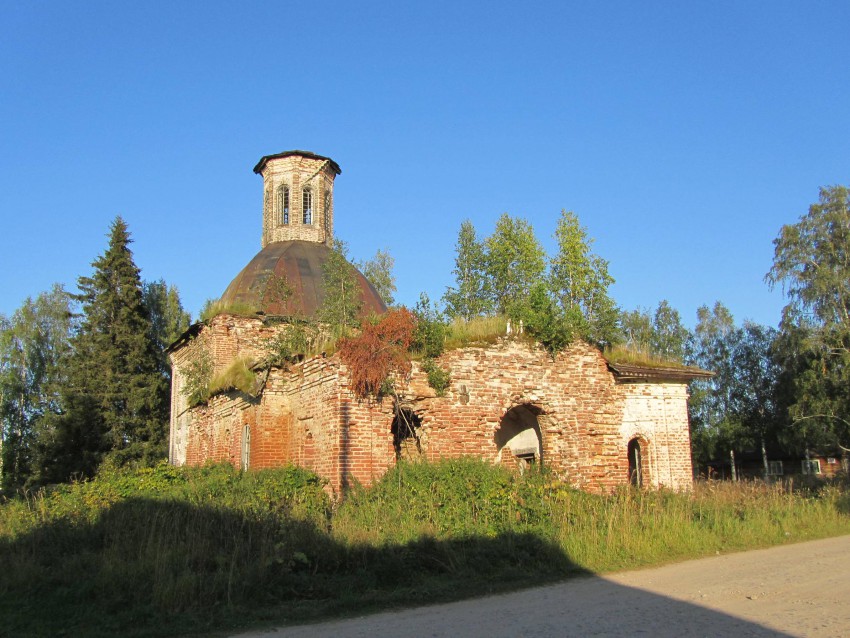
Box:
[1,1,848,329]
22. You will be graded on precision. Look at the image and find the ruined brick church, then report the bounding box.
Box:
[168,150,709,493]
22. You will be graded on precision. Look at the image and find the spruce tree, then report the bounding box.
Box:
[42,218,168,481]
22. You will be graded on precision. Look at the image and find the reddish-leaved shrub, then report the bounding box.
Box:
[338,308,416,396]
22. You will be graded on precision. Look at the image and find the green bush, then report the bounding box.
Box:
[421,358,451,396]
[263,322,318,367]
[411,293,448,358]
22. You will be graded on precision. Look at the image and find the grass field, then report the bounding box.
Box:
[1,459,848,637]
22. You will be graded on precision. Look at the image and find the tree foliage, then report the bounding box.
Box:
[484,213,546,317]
[688,302,738,467]
[729,323,784,462]
[766,185,850,449]
[443,211,618,354]
[0,285,75,491]
[520,282,575,357]
[142,279,191,378]
[259,272,294,314]
[357,248,397,308]
[767,185,850,329]
[411,292,448,359]
[40,218,169,483]
[620,300,688,363]
[620,306,654,353]
[548,210,619,347]
[548,211,619,346]
[650,300,688,363]
[338,308,416,397]
[319,238,362,337]
[687,302,785,472]
[443,220,492,320]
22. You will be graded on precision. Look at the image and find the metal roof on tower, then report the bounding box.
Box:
[252,150,342,175]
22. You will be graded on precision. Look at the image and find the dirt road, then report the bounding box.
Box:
[233,535,850,637]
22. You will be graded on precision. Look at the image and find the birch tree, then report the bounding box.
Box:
[766,185,850,450]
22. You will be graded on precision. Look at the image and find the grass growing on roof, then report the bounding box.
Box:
[199,298,260,322]
[444,315,508,350]
[603,343,694,370]
[207,356,259,397]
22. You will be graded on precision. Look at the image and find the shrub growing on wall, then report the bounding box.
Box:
[338,308,416,397]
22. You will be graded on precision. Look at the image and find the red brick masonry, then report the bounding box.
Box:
[170,315,696,494]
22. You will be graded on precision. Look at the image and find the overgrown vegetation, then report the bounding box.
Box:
[442,211,619,352]
[180,342,214,407]
[411,293,448,359]
[259,272,294,311]
[356,248,397,307]
[1,460,847,637]
[444,315,508,349]
[208,357,259,397]
[420,358,451,396]
[1,219,193,491]
[262,321,323,368]
[199,299,259,322]
[318,238,363,338]
[338,308,416,397]
[604,344,694,370]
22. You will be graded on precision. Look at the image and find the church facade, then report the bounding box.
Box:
[168,151,708,494]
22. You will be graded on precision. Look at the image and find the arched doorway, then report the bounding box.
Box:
[628,437,643,487]
[495,405,543,469]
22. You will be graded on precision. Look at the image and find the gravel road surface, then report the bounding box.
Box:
[233,535,850,637]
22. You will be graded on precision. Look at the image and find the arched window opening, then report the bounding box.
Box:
[278,185,290,225]
[628,438,643,487]
[302,188,313,225]
[324,189,331,230]
[391,408,422,460]
[495,405,543,471]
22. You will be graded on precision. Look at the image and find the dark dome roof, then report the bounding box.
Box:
[220,241,386,319]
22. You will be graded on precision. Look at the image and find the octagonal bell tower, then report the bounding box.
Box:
[253,150,342,248]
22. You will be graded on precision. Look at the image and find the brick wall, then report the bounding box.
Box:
[171,319,696,494]
[618,383,694,490]
[259,154,336,247]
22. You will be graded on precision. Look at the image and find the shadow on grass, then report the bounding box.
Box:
[0,497,794,638]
